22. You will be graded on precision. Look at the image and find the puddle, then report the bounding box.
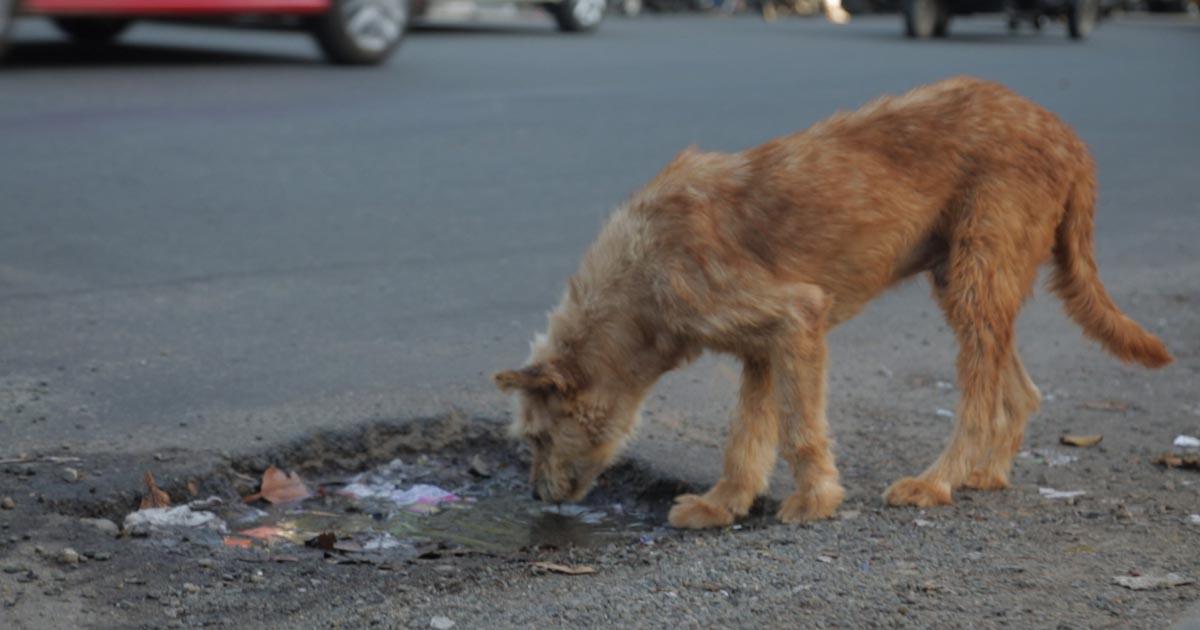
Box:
[214,451,666,557]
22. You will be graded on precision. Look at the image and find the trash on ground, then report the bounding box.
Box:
[222,536,253,549]
[1038,487,1085,500]
[817,555,835,563]
[935,408,954,418]
[1153,452,1200,471]
[914,519,933,527]
[532,561,596,575]
[140,471,171,509]
[243,466,312,504]
[1080,400,1131,413]
[124,505,227,535]
[1187,514,1200,526]
[1060,434,1103,448]
[468,455,491,478]
[1174,435,1200,449]
[430,616,455,629]
[1019,449,1078,467]
[541,504,606,524]
[0,454,82,465]
[339,482,459,514]
[1112,573,1193,590]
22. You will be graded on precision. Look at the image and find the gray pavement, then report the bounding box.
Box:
[1,13,1199,628]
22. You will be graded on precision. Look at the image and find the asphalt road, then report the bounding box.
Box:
[2,11,1200,629]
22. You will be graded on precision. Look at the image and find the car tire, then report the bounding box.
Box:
[549,0,606,32]
[53,18,132,43]
[903,0,948,38]
[311,0,409,65]
[0,0,13,61]
[1067,0,1098,39]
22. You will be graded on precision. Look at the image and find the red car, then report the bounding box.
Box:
[0,0,413,64]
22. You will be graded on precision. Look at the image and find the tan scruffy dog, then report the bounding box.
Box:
[494,76,1172,529]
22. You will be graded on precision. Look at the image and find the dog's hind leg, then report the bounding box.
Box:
[773,313,844,523]
[964,350,1041,490]
[668,354,780,529]
[885,188,1039,507]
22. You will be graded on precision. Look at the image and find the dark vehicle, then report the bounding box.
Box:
[903,0,1102,39]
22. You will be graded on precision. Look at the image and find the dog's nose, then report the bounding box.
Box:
[530,487,541,501]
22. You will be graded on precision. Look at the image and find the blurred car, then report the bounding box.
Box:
[902,0,1106,39]
[409,0,606,30]
[0,0,413,64]
[1146,0,1198,14]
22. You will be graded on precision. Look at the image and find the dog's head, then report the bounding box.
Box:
[493,339,641,503]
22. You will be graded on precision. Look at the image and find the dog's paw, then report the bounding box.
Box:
[883,477,952,507]
[963,469,1010,491]
[668,495,734,529]
[777,481,844,524]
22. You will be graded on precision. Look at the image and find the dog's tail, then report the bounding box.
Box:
[1048,172,1172,369]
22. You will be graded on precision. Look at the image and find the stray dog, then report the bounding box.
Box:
[494,77,1172,529]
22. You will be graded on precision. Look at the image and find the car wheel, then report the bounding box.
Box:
[54,18,132,44]
[903,0,948,38]
[549,0,606,32]
[312,0,409,65]
[1067,0,1098,39]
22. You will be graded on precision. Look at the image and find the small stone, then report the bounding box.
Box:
[92,551,111,562]
[60,548,80,564]
[431,616,455,629]
[468,455,491,478]
[182,582,201,594]
[61,468,80,483]
[80,518,120,538]
[2,564,25,574]
[197,558,214,569]
[1,497,14,510]
[249,570,265,583]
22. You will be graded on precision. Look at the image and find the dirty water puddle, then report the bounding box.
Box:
[206,454,660,558]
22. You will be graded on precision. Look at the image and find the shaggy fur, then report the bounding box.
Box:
[494,76,1172,529]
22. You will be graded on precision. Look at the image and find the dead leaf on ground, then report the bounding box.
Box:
[222,536,253,549]
[305,532,337,551]
[1153,452,1200,471]
[139,472,171,510]
[1060,434,1103,448]
[242,465,311,504]
[1079,400,1131,413]
[186,480,199,496]
[532,561,596,575]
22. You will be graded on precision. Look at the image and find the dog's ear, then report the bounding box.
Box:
[493,360,580,394]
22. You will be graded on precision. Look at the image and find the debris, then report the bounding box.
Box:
[239,526,291,543]
[817,555,835,563]
[198,558,214,568]
[91,551,111,561]
[222,537,253,549]
[541,504,606,524]
[0,455,82,465]
[61,468,80,483]
[1189,514,1200,526]
[1,497,13,510]
[124,506,226,535]
[914,519,933,527]
[1112,573,1193,590]
[1080,400,1130,413]
[182,582,201,594]
[80,518,120,538]
[468,455,491,478]
[430,616,455,629]
[1174,435,1200,449]
[839,510,861,521]
[140,472,171,509]
[1153,452,1200,471]
[877,365,893,378]
[339,482,457,513]
[935,408,954,418]
[1019,449,1077,467]
[187,480,199,496]
[243,466,311,505]
[305,532,337,551]
[1060,434,1103,448]
[935,380,954,390]
[1038,487,1085,500]
[59,548,80,565]
[532,561,596,575]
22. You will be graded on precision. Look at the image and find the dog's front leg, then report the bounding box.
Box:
[772,318,844,523]
[668,355,779,529]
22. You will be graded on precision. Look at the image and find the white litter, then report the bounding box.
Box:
[914,519,933,527]
[1188,514,1200,526]
[1038,487,1085,500]
[124,506,227,534]
[1173,435,1200,449]
[542,504,606,524]
[1019,449,1077,467]
[1112,573,1193,591]
[362,534,402,551]
[935,381,954,390]
[430,616,455,629]
[339,482,459,513]
[935,408,954,418]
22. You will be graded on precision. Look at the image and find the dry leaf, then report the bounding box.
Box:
[305,532,337,551]
[222,536,253,549]
[242,466,311,504]
[1153,452,1200,470]
[1080,400,1130,413]
[187,480,199,496]
[139,472,171,510]
[532,561,596,575]
[1060,434,1103,448]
